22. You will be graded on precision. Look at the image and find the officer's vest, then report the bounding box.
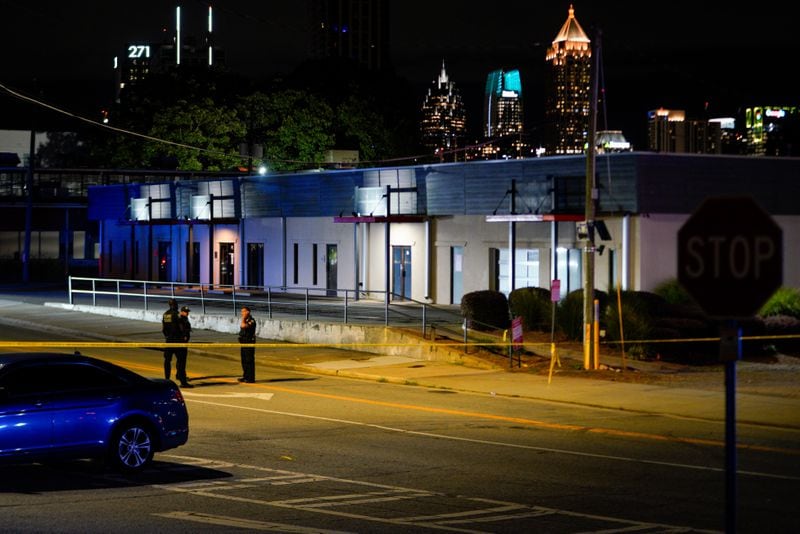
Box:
[163,310,180,340]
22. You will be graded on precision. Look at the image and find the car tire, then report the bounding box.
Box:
[109,421,155,473]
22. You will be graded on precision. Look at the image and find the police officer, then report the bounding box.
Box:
[237,306,257,383]
[176,306,193,387]
[162,299,192,388]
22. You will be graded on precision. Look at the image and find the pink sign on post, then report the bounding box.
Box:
[512,316,524,349]
[551,279,561,302]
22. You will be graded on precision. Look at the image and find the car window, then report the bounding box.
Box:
[0,362,127,398]
[45,363,127,392]
[0,365,44,397]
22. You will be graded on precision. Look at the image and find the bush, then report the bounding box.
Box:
[653,278,702,310]
[460,290,510,331]
[557,289,609,341]
[604,290,654,359]
[762,314,800,356]
[653,317,717,362]
[760,287,800,319]
[509,287,553,333]
[604,290,726,363]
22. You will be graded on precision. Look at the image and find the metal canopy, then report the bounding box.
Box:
[333,215,427,223]
[484,214,584,222]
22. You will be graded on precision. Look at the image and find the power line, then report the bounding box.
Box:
[1,81,524,169]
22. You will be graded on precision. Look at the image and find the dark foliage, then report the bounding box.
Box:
[461,290,510,331]
[557,289,609,341]
[508,287,553,333]
[762,314,800,355]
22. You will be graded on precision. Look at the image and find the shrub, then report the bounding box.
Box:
[653,278,702,310]
[603,290,654,359]
[603,290,725,363]
[460,290,510,331]
[557,289,609,341]
[762,314,800,356]
[760,287,800,319]
[509,287,553,333]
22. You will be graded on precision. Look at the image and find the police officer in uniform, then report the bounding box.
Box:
[176,306,193,387]
[237,306,257,383]
[162,299,192,388]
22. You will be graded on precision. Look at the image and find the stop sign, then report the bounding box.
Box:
[678,196,782,318]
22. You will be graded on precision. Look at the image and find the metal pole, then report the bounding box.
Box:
[353,221,359,301]
[22,124,35,283]
[583,29,600,370]
[384,185,391,326]
[722,321,741,534]
[509,179,516,292]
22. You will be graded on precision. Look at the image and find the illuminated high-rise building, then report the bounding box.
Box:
[745,106,799,156]
[419,61,466,160]
[309,0,390,71]
[647,108,686,153]
[113,5,224,103]
[480,69,525,160]
[648,108,728,154]
[484,69,523,138]
[543,5,591,155]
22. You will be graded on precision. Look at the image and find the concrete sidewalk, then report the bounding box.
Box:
[0,295,798,430]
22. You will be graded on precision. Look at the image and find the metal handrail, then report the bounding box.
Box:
[67,276,470,344]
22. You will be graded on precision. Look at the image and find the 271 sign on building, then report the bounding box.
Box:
[678,196,783,318]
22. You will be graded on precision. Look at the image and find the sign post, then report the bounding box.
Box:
[678,196,782,534]
[548,280,562,383]
[510,316,524,368]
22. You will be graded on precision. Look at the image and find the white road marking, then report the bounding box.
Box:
[182,391,274,401]
[156,455,719,533]
[181,398,800,481]
[154,511,352,533]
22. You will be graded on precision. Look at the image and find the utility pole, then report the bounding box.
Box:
[582,29,601,370]
[23,115,35,284]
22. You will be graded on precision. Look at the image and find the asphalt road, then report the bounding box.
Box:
[1,322,798,533]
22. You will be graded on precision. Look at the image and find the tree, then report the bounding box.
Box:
[36,131,90,168]
[143,98,245,171]
[239,90,334,172]
[335,95,392,164]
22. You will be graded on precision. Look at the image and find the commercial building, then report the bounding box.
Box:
[86,153,800,304]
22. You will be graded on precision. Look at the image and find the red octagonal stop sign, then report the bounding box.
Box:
[678,196,783,318]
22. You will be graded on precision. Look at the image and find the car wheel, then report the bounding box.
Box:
[110,422,155,473]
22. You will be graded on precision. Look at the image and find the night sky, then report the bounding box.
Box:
[1,1,795,150]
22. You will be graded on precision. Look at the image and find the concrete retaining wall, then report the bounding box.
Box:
[47,303,496,368]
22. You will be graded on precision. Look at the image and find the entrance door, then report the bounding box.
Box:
[219,242,234,286]
[247,243,264,287]
[451,246,464,304]
[392,246,411,301]
[186,241,200,283]
[157,241,171,282]
[326,244,338,296]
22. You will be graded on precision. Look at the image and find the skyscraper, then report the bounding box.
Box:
[543,5,591,155]
[479,69,525,159]
[309,0,390,71]
[113,5,224,103]
[484,69,523,139]
[419,61,467,161]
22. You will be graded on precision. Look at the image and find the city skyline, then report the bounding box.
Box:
[1,1,795,151]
